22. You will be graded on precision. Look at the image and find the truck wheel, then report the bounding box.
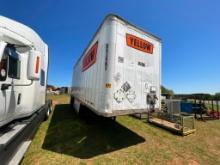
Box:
[44,105,51,121]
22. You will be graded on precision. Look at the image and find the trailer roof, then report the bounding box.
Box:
[110,14,161,41]
[74,14,161,68]
[0,16,46,53]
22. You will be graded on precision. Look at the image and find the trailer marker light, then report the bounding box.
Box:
[106,83,112,88]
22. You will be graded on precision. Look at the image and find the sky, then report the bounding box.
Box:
[0,0,219,94]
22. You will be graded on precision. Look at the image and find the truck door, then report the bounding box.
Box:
[0,47,21,123]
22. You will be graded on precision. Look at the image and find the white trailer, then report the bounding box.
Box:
[71,14,161,117]
[0,16,51,164]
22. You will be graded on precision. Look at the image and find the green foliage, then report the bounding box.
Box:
[214,92,220,100]
[161,85,174,95]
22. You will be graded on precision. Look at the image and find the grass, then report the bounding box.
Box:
[21,95,220,165]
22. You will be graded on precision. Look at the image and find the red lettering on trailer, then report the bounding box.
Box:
[82,41,98,71]
[126,33,153,54]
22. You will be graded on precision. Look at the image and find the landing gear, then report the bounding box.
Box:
[70,96,81,115]
[70,96,74,109]
[71,97,89,119]
[146,89,158,121]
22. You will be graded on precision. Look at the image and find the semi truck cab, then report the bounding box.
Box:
[0,39,44,127]
[0,16,51,164]
[0,15,49,127]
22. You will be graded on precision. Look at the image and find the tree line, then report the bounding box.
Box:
[161,85,220,100]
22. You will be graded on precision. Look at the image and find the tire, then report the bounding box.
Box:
[44,106,50,121]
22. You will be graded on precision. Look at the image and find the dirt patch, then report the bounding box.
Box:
[188,160,200,165]
[170,158,200,165]
[170,158,183,165]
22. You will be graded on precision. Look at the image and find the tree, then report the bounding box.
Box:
[161,85,174,96]
[214,92,220,100]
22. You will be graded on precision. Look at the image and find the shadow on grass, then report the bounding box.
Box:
[42,104,145,159]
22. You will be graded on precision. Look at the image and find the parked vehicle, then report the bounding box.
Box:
[0,15,51,164]
[71,14,161,117]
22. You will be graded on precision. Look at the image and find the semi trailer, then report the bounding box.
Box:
[0,16,51,164]
[71,14,161,117]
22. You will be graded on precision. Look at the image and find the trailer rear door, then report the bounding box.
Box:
[113,22,158,111]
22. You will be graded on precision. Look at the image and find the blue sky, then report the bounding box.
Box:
[1,0,219,94]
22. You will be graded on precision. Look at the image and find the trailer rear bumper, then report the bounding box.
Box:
[95,109,149,117]
[72,96,160,117]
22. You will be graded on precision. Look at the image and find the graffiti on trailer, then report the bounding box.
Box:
[114,81,136,104]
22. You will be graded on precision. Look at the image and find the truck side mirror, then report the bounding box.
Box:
[27,50,42,80]
[0,41,7,60]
